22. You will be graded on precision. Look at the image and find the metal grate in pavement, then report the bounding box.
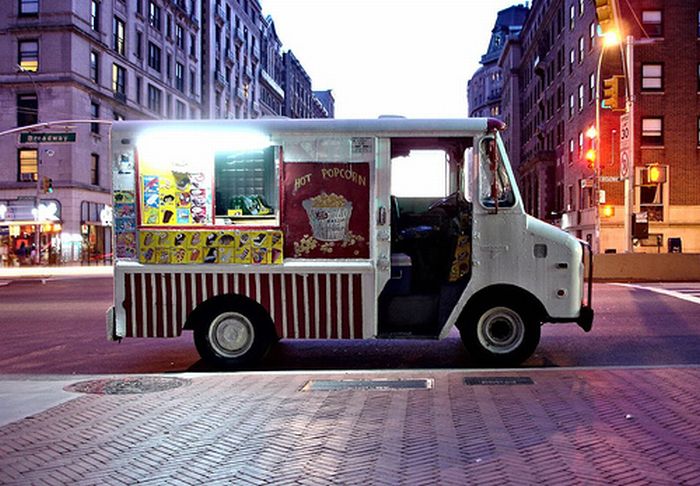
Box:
[65,376,190,395]
[301,378,433,391]
[464,376,534,385]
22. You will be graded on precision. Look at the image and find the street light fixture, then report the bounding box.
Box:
[593,31,619,254]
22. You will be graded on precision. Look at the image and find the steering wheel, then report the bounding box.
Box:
[428,191,468,213]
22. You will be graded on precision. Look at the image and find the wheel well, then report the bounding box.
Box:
[457,284,547,331]
[184,294,276,337]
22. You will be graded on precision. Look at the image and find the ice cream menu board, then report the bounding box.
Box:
[138,155,212,226]
[282,162,370,259]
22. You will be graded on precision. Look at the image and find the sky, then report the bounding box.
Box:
[262,0,524,119]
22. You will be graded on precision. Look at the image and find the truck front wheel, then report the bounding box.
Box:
[193,300,274,368]
[460,302,540,366]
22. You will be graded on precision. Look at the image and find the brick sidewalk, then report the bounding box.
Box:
[1,367,700,485]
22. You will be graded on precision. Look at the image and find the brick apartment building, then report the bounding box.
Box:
[471,0,700,253]
[0,0,333,266]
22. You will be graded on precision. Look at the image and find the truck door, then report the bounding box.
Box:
[374,138,392,302]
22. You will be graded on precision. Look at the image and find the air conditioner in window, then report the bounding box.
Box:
[20,173,34,182]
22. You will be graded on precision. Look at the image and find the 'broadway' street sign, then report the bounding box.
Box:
[19,132,76,143]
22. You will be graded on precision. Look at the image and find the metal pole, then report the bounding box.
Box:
[18,66,43,266]
[624,35,634,253]
[594,46,605,254]
[34,151,42,265]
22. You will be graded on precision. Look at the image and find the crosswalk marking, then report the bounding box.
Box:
[613,283,700,305]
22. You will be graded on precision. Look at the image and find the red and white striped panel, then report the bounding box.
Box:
[121,272,364,339]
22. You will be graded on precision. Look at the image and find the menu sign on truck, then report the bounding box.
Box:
[283,162,370,259]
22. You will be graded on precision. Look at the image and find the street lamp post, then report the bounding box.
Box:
[17,65,43,265]
[593,31,620,254]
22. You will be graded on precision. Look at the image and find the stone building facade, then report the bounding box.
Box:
[0,0,333,266]
[474,0,700,253]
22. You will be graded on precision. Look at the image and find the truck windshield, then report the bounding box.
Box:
[479,136,515,209]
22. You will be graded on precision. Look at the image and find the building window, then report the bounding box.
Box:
[18,148,38,182]
[578,36,584,63]
[175,24,184,49]
[175,62,184,91]
[569,93,574,118]
[90,153,99,185]
[166,53,172,79]
[113,16,125,55]
[148,1,161,31]
[90,102,100,134]
[579,0,584,16]
[19,0,39,16]
[136,76,142,104]
[589,22,596,50]
[589,72,595,101]
[136,31,143,59]
[113,111,125,121]
[568,139,574,164]
[147,84,162,113]
[189,33,196,57]
[90,50,99,83]
[569,4,575,29]
[642,10,663,37]
[17,93,38,127]
[176,100,186,119]
[578,84,584,111]
[697,11,700,37]
[190,69,196,95]
[166,13,172,38]
[569,48,574,74]
[641,63,663,91]
[18,39,39,72]
[136,0,143,15]
[640,178,663,221]
[112,63,126,95]
[641,117,663,146]
[148,42,161,72]
[91,0,100,31]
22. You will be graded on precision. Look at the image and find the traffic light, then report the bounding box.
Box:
[641,165,667,184]
[602,205,615,218]
[602,75,624,110]
[585,148,596,169]
[595,0,615,35]
[40,176,54,194]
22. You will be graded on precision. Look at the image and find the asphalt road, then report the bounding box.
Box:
[1,276,699,374]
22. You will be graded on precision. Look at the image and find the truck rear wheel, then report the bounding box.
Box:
[193,300,274,368]
[460,302,540,366]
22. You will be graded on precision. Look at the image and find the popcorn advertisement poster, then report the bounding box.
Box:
[283,162,369,259]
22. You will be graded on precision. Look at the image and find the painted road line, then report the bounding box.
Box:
[613,283,700,305]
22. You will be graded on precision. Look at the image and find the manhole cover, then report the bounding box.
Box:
[464,376,534,386]
[65,376,190,395]
[301,378,433,391]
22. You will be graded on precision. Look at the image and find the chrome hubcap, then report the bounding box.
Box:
[208,312,254,358]
[476,307,525,354]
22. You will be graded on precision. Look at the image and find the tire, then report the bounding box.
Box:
[460,301,541,366]
[193,299,275,368]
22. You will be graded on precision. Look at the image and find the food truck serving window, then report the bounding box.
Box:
[214,146,278,223]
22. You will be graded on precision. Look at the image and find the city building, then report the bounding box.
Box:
[473,0,700,254]
[0,0,202,266]
[0,0,332,266]
[259,15,285,117]
[467,6,529,120]
[282,51,313,119]
[313,90,335,119]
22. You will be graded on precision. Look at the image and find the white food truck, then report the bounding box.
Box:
[107,118,593,367]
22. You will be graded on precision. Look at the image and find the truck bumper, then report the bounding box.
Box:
[577,305,594,332]
[106,306,118,341]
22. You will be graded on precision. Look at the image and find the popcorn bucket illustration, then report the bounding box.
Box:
[302,193,353,241]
